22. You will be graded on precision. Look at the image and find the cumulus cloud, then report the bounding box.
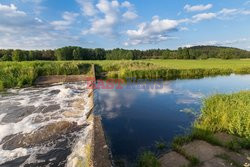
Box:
[76,0,97,16]
[0,3,26,17]
[78,0,137,36]
[125,16,179,46]
[184,4,213,12]
[82,0,120,35]
[51,12,79,30]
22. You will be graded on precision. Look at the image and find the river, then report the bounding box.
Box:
[95,74,250,166]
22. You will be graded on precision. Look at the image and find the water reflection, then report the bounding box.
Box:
[95,74,250,165]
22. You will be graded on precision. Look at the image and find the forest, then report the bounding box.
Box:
[1,46,250,61]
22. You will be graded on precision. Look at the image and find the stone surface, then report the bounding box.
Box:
[93,116,112,167]
[213,133,239,145]
[182,140,225,161]
[201,157,234,167]
[225,151,250,166]
[159,151,189,167]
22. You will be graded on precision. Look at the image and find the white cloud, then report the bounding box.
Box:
[51,12,79,30]
[125,16,179,46]
[184,4,213,12]
[0,3,26,17]
[218,8,239,16]
[188,8,250,23]
[0,3,84,49]
[123,11,138,20]
[76,0,97,16]
[21,0,43,4]
[121,1,132,8]
[192,12,217,23]
[82,0,120,35]
[180,27,189,31]
[217,8,250,18]
[78,0,138,36]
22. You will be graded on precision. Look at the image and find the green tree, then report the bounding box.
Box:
[0,55,12,61]
[12,50,24,61]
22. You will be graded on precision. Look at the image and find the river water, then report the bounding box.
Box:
[1,75,250,167]
[0,82,93,167]
[95,74,250,166]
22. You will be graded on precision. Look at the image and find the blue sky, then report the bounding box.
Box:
[0,0,250,50]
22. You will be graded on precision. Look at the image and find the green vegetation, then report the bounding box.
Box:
[0,61,91,90]
[170,91,250,166]
[155,141,166,150]
[95,59,250,79]
[195,91,250,139]
[172,91,250,161]
[1,45,250,61]
[137,152,160,167]
[1,59,250,90]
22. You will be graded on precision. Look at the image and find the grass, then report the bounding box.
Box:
[137,151,160,167]
[93,59,250,79]
[1,59,250,90]
[0,61,91,90]
[169,91,250,166]
[194,91,250,139]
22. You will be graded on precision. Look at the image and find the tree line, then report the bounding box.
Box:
[1,46,250,61]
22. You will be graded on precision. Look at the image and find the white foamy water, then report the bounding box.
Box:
[0,82,93,166]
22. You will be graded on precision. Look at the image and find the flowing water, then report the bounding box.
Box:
[0,82,93,167]
[1,75,250,167]
[95,74,250,166]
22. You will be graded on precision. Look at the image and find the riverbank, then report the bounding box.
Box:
[1,59,250,90]
[153,91,250,167]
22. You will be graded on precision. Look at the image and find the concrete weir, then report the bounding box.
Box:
[34,65,112,167]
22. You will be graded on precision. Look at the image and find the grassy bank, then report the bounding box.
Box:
[194,91,250,139]
[0,61,91,90]
[1,59,250,90]
[102,59,250,78]
[172,91,250,157]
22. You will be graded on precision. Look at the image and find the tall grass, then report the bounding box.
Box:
[194,91,250,139]
[0,61,91,90]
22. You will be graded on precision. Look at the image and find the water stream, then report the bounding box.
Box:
[0,82,92,167]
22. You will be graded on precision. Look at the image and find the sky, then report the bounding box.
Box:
[0,0,250,50]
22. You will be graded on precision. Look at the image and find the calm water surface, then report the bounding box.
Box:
[95,74,250,165]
